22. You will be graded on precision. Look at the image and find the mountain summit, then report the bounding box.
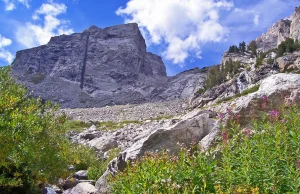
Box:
[11,23,206,108]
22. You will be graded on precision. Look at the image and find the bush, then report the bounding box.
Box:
[0,67,100,193]
[278,38,300,57]
[109,104,300,194]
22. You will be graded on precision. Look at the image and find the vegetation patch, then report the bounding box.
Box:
[88,147,121,181]
[109,105,300,193]
[95,120,142,131]
[0,67,101,193]
[216,85,260,104]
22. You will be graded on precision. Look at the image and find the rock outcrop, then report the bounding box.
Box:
[11,23,206,108]
[256,6,300,52]
[276,51,300,70]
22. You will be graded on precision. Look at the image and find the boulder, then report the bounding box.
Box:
[63,182,97,194]
[95,110,219,191]
[74,170,89,180]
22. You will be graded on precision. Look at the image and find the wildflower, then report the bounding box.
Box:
[221,131,229,144]
[281,119,286,123]
[269,109,280,121]
[218,112,225,121]
[261,95,267,109]
[242,128,252,138]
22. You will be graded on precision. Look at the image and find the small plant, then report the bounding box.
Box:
[217,85,260,104]
[88,148,121,181]
[195,88,205,95]
[95,120,142,131]
[64,119,92,131]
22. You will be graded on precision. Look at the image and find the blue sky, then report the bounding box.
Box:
[0,0,299,75]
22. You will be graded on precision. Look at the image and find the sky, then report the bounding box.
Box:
[0,0,299,75]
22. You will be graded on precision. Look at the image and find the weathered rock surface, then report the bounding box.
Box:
[63,182,97,194]
[256,19,291,52]
[276,51,300,70]
[11,23,206,108]
[256,6,300,52]
[61,99,188,123]
[190,63,279,108]
[211,73,300,125]
[95,110,219,192]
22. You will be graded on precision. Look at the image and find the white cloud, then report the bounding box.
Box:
[16,1,73,48]
[116,0,234,65]
[2,0,30,11]
[2,0,15,11]
[0,34,14,63]
[18,0,30,8]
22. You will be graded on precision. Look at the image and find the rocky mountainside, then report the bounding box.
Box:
[11,23,206,108]
[256,6,300,52]
[9,6,300,194]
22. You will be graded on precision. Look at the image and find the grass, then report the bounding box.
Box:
[216,85,260,104]
[108,105,300,193]
[64,115,174,132]
[87,148,121,181]
[95,120,142,131]
[64,120,92,131]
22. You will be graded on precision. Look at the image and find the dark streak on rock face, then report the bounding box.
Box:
[80,32,90,90]
[11,23,207,108]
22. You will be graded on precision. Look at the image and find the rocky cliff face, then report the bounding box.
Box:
[256,6,300,52]
[11,23,206,108]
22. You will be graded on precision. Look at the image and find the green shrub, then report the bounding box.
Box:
[217,85,260,104]
[278,38,300,57]
[0,67,100,193]
[109,102,300,193]
[267,57,274,64]
[95,120,142,131]
[64,120,92,131]
[195,88,205,95]
[88,148,121,181]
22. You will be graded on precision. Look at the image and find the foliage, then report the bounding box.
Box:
[64,119,92,131]
[109,104,300,193]
[0,67,100,193]
[204,60,241,90]
[216,85,260,104]
[255,52,266,67]
[195,88,205,95]
[228,41,246,53]
[88,148,121,181]
[278,38,300,57]
[267,57,274,65]
[95,120,142,131]
[248,40,257,56]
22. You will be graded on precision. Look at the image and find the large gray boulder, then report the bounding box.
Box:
[11,23,206,108]
[95,110,219,192]
[63,182,97,194]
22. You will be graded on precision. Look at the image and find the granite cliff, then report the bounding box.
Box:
[11,23,206,108]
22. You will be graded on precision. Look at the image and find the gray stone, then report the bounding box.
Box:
[63,182,97,194]
[11,23,206,108]
[74,170,88,180]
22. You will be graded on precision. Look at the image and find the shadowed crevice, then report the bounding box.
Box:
[80,32,90,89]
